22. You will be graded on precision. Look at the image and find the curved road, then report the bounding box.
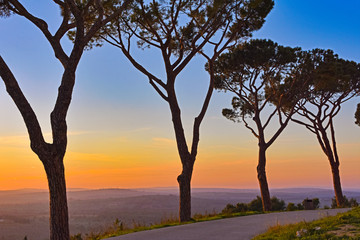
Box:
[106,208,349,240]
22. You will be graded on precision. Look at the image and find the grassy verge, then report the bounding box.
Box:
[252,207,360,240]
[71,211,261,240]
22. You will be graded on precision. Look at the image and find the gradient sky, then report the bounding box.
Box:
[0,1,359,190]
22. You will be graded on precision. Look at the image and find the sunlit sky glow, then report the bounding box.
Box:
[0,1,359,190]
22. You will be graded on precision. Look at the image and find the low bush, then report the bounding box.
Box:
[222,196,286,213]
[331,196,359,208]
[271,196,285,211]
[248,196,263,212]
[223,196,323,214]
[286,202,297,211]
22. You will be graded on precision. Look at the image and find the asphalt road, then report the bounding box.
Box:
[106,208,349,240]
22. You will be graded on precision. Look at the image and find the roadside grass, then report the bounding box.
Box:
[71,210,261,240]
[252,207,360,240]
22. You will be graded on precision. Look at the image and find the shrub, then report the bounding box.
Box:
[248,196,263,212]
[221,196,287,214]
[235,202,248,212]
[349,198,359,207]
[286,202,297,211]
[222,202,251,213]
[297,203,304,210]
[331,196,359,208]
[270,196,285,211]
[312,198,320,209]
[71,234,83,240]
[222,203,237,214]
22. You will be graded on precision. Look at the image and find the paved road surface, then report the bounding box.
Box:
[106,208,349,240]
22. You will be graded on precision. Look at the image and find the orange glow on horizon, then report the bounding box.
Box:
[0,130,359,191]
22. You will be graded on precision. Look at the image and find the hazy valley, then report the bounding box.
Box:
[0,188,359,240]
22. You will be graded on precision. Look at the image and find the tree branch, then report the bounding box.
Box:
[9,0,69,66]
[243,114,259,139]
[329,118,340,165]
[0,56,47,153]
[190,59,215,159]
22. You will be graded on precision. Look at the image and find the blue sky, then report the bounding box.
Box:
[0,0,359,190]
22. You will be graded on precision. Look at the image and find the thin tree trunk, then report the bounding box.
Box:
[319,127,345,208]
[329,161,345,207]
[257,145,271,211]
[43,156,70,240]
[177,166,192,222]
[329,120,345,207]
[167,83,195,222]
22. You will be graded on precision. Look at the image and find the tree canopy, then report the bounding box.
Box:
[214,39,303,132]
[0,0,12,17]
[292,49,360,136]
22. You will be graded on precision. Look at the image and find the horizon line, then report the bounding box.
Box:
[1,186,359,192]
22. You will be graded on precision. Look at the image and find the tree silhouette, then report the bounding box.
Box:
[0,1,129,239]
[99,0,273,221]
[355,103,360,126]
[290,49,360,207]
[213,39,305,211]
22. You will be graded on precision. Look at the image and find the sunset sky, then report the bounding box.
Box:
[0,1,359,191]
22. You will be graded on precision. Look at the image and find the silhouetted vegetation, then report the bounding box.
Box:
[0,1,130,239]
[100,0,274,222]
[312,198,320,209]
[248,196,264,212]
[331,196,359,209]
[355,103,360,127]
[213,39,306,211]
[286,202,307,211]
[287,49,360,207]
[286,203,297,211]
[223,196,325,214]
[2,1,359,239]
[222,196,286,214]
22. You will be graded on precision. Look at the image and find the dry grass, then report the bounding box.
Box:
[253,207,360,240]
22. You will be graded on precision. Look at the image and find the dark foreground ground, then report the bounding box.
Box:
[0,188,359,240]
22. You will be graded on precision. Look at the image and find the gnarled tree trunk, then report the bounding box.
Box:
[257,144,271,211]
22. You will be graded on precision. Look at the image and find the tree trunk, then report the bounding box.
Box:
[329,161,345,207]
[43,156,70,240]
[257,145,271,211]
[177,165,192,222]
[319,127,345,208]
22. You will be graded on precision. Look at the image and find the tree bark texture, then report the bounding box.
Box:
[329,159,345,207]
[177,167,192,222]
[318,128,345,207]
[168,84,197,222]
[43,156,69,240]
[257,145,272,211]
